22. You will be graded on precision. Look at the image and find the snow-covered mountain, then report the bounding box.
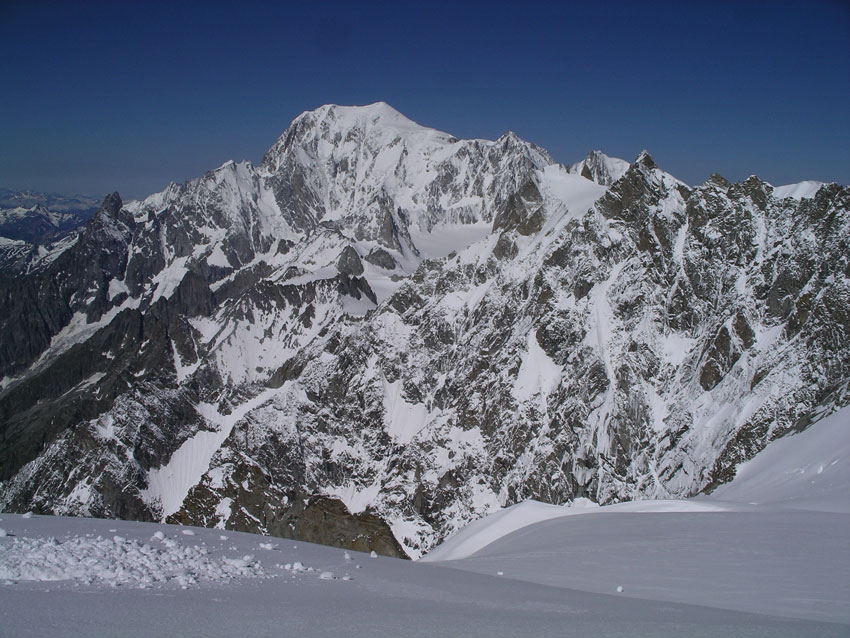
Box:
[0,188,100,213]
[567,149,630,186]
[0,190,97,271]
[0,102,847,559]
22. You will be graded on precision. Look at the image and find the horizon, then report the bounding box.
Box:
[1,0,849,200]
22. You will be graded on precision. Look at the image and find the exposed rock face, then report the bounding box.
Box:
[290,497,407,558]
[1,103,847,558]
[337,246,364,276]
[364,247,398,271]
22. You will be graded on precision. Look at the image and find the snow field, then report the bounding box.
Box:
[422,406,850,624]
[0,510,846,637]
[429,404,849,563]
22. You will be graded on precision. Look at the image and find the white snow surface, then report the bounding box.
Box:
[512,329,562,403]
[0,509,844,637]
[772,180,825,200]
[421,406,850,624]
[567,150,631,186]
[709,405,849,511]
[426,407,850,560]
[383,379,429,444]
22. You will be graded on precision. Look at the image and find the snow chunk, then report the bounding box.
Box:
[0,534,264,587]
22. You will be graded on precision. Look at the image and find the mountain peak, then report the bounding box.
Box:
[101,191,123,215]
[261,102,445,172]
[771,180,826,201]
[635,149,656,169]
[568,150,630,186]
[497,130,522,142]
[292,102,425,135]
[705,173,732,190]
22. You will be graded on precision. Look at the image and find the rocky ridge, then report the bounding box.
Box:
[1,103,847,558]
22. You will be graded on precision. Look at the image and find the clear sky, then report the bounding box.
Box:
[1,0,848,200]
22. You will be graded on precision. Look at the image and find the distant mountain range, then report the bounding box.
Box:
[0,103,847,558]
[0,188,99,271]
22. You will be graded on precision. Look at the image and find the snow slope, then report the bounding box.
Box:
[567,150,630,186]
[772,180,824,200]
[709,405,849,511]
[422,407,850,624]
[1,410,847,634]
[0,512,845,637]
[426,406,850,562]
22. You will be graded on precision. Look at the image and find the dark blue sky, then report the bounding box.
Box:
[1,0,848,200]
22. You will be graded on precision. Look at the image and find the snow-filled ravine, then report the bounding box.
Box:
[1,407,848,637]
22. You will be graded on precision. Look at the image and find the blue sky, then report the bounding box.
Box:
[1,0,848,199]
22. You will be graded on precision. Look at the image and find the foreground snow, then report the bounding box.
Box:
[1,514,845,637]
[0,407,847,636]
[422,407,850,625]
[426,405,850,562]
